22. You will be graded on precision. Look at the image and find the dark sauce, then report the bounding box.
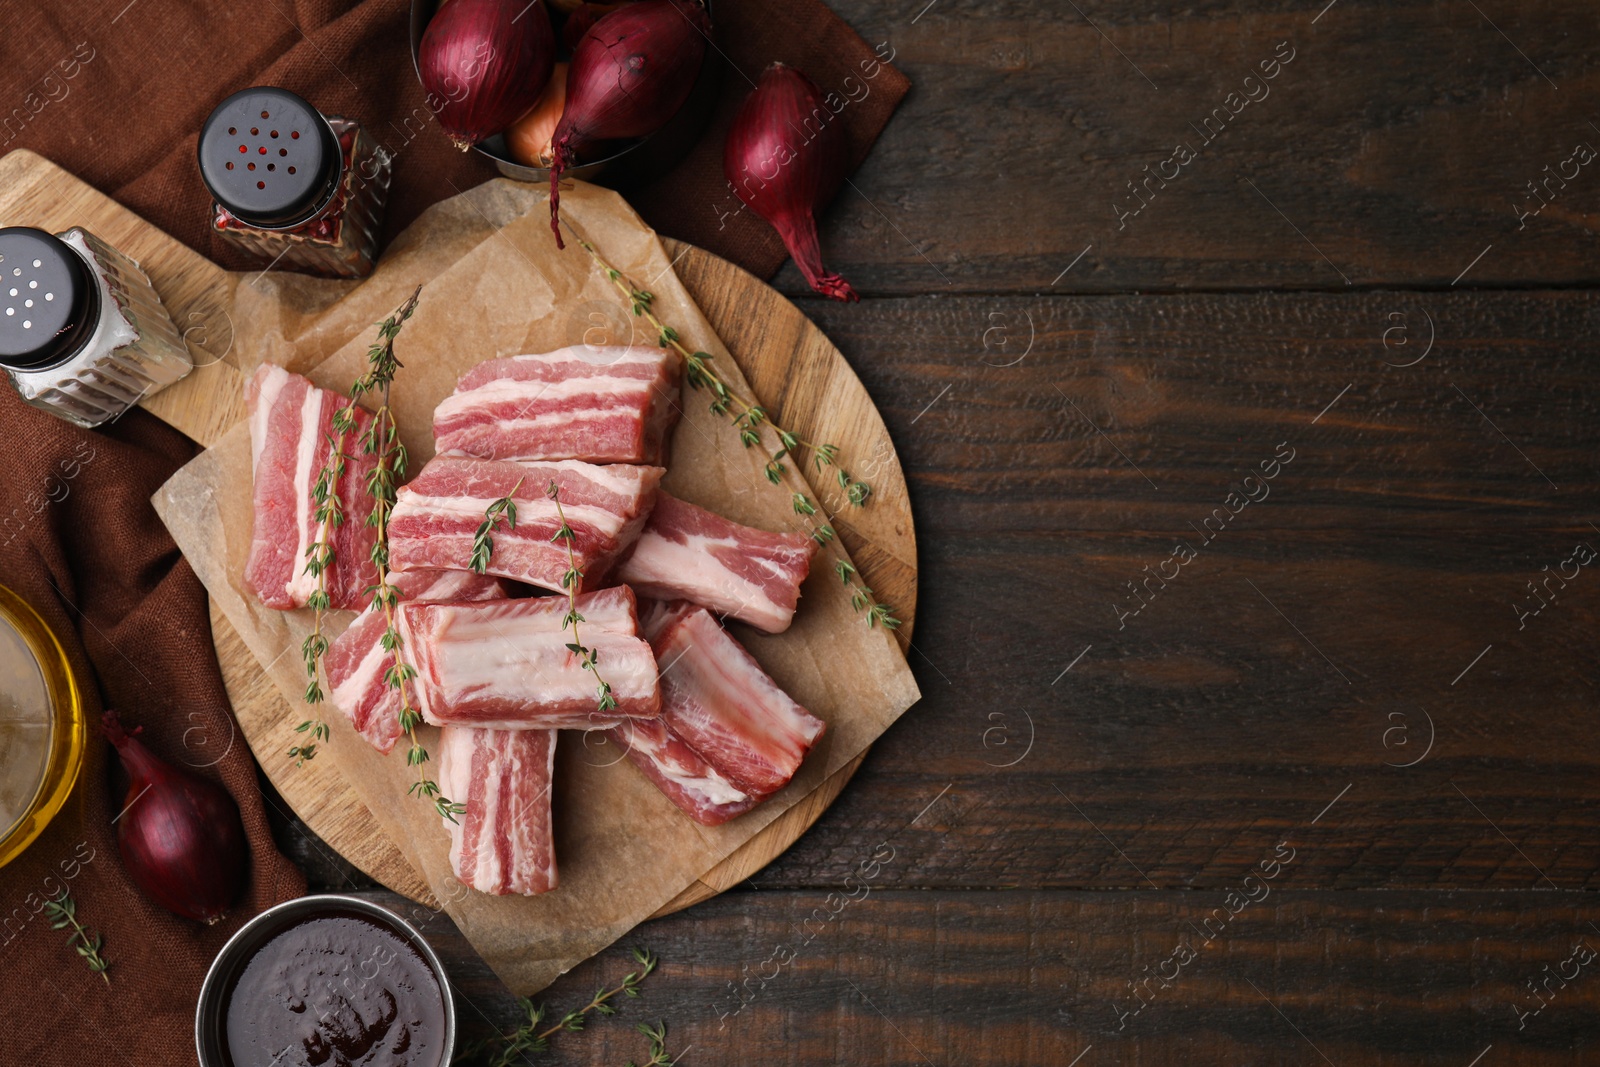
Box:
[222,911,445,1067]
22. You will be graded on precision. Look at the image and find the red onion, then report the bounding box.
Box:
[421,0,557,151]
[103,711,247,925]
[725,64,858,302]
[561,2,631,50]
[549,0,712,247]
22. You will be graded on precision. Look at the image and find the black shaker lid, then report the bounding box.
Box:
[197,87,341,228]
[0,228,98,371]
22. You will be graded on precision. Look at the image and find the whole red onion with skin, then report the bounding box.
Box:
[561,2,632,50]
[103,711,247,925]
[725,64,858,302]
[549,0,712,247]
[420,0,557,150]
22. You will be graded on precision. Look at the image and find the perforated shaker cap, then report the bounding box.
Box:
[0,228,98,371]
[197,87,342,229]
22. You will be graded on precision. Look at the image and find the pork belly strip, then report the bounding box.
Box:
[325,570,508,754]
[614,604,825,824]
[388,455,663,594]
[606,717,759,826]
[244,363,378,610]
[614,492,818,633]
[654,606,825,796]
[434,347,682,465]
[438,726,557,896]
[402,586,660,730]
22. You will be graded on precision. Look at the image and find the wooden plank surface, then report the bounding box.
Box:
[746,289,1600,894]
[766,0,1600,296]
[356,886,1600,1065]
[16,0,1590,1060]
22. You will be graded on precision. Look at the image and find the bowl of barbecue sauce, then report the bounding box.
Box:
[196,895,455,1067]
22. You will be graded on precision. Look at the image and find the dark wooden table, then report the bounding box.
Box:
[279,2,1600,1062]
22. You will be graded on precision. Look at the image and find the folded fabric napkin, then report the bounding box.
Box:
[0,389,305,1067]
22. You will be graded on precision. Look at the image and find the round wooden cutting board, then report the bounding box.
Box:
[211,239,919,914]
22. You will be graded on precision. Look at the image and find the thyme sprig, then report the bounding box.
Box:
[835,559,900,630]
[563,225,871,512]
[469,476,525,575]
[43,890,109,984]
[564,225,899,628]
[626,1021,677,1067]
[287,287,463,822]
[292,376,357,763]
[352,287,462,823]
[548,481,618,718]
[455,947,658,1066]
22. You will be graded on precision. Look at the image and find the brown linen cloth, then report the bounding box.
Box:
[0,0,906,283]
[0,390,306,1066]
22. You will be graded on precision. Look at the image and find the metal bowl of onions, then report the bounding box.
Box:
[195,894,457,1067]
[408,0,721,186]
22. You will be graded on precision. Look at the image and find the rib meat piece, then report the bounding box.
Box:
[434,347,682,465]
[438,726,557,895]
[388,455,663,594]
[611,604,824,824]
[325,570,507,754]
[614,492,818,633]
[244,363,378,610]
[607,717,759,826]
[403,586,660,729]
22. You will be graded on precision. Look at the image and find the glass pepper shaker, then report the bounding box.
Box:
[0,226,193,429]
[197,87,391,279]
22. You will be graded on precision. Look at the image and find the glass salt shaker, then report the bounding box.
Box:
[0,226,193,429]
[197,86,391,280]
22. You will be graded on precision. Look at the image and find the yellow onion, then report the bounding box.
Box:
[507,62,569,167]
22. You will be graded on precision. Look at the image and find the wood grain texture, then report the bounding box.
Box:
[187,231,919,909]
[772,0,1600,296]
[725,289,1600,897]
[323,288,1600,1063]
[358,886,1600,1066]
[18,0,1600,1052]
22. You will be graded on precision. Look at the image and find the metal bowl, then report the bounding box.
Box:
[195,894,457,1067]
[408,0,722,185]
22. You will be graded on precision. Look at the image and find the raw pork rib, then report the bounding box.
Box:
[438,726,557,895]
[608,717,759,826]
[433,347,682,465]
[403,586,660,729]
[611,604,825,824]
[388,456,663,594]
[615,492,818,633]
[325,569,507,753]
[244,363,378,610]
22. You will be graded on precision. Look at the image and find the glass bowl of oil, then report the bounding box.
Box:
[0,583,85,869]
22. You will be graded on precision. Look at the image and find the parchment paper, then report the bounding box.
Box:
[152,179,920,994]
